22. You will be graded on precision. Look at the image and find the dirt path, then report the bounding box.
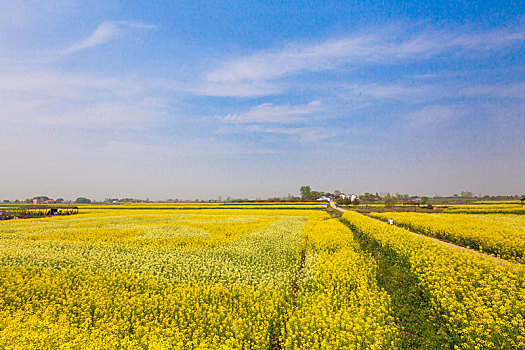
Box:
[329,201,347,213]
[333,202,524,271]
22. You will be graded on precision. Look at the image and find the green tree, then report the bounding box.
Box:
[384,193,397,208]
[300,186,311,200]
[421,196,430,205]
[309,191,322,201]
[460,191,473,198]
[75,197,92,204]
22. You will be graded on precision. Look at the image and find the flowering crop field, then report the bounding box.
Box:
[0,207,398,349]
[81,202,325,210]
[2,205,523,349]
[343,211,525,349]
[442,204,525,215]
[370,212,525,263]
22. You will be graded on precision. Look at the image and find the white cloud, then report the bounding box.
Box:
[344,83,453,104]
[450,28,525,50]
[192,80,283,97]
[217,100,341,142]
[0,68,167,128]
[59,21,156,54]
[459,83,525,99]
[206,34,382,84]
[405,105,461,124]
[203,24,525,97]
[343,80,525,106]
[255,126,339,142]
[222,100,322,124]
[217,124,340,142]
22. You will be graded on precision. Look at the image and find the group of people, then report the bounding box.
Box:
[0,209,77,221]
[0,214,22,221]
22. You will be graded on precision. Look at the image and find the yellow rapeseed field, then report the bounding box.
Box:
[0,207,396,349]
[371,212,525,263]
[283,215,399,349]
[343,211,525,349]
[443,204,525,215]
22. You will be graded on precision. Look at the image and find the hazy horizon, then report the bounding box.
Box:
[1,1,524,201]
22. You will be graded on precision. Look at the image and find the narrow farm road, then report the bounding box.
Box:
[329,200,346,213]
[334,203,524,271]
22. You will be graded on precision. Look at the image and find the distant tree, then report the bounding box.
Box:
[75,197,92,204]
[460,191,473,198]
[300,186,312,200]
[309,191,322,201]
[384,193,397,208]
[335,198,344,206]
[395,193,409,202]
[334,190,341,197]
[421,196,430,205]
[55,198,64,203]
[32,196,50,203]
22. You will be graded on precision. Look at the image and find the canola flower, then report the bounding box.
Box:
[0,208,402,348]
[343,211,525,349]
[0,267,288,349]
[0,210,308,348]
[82,202,324,210]
[0,213,307,286]
[0,211,281,248]
[371,212,525,263]
[443,204,525,215]
[282,215,400,349]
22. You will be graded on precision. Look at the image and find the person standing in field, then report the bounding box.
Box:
[388,217,394,225]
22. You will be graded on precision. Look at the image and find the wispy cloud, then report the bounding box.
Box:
[0,69,167,128]
[201,24,525,97]
[206,34,381,84]
[59,21,156,54]
[221,100,321,124]
[192,80,284,97]
[252,125,340,142]
[343,83,455,104]
[405,105,462,125]
[217,124,338,142]
[216,100,340,142]
[459,83,525,99]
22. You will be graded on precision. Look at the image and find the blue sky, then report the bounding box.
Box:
[1,1,524,200]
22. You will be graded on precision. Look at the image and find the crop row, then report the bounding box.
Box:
[370,212,525,263]
[442,204,525,215]
[343,211,525,349]
[283,215,399,349]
